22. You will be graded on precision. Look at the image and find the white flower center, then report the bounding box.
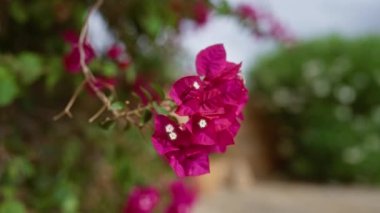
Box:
[198,119,207,128]
[169,132,177,140]
[165,124,174,133]
[193,81,200,90]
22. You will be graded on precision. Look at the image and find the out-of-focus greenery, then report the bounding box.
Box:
[251,36,380,184]
[0,0,217,212]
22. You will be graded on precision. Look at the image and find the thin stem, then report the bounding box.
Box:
[77,0,119,118]
[88,105,107,123]
[53,81,86,120]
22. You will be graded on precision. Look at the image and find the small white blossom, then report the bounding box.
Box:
[165,124,174,133]
[169,132,177,140]
[193,81,200,90]
[198,119,207,128]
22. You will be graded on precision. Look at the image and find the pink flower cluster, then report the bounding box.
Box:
[123,187,160,213]
[152,44,248,177]
[63,30,131,73]
[123,181,196,213]
[236,4,295,44]
[62,30,131,93]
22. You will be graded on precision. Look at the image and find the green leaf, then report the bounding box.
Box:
[102,61,118,77]
[142,11,162,37]
[141,110,153,124]
[99,119,115,130]
[0,199,26,213]
[111,101,125,111]
[125,64,136,84]
[45,57,63,91]
[0,66,19,107]
[152,102,169,115]
[18,52,43,85]
[10,1,28,24]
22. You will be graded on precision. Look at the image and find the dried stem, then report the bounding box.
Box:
[77,0,119,118]
[54,0,174,126]
[88,105,107,123]
[53,81,86,120]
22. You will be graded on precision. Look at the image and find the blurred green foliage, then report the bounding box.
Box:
[251,36,380,184]
[0,0,220,212]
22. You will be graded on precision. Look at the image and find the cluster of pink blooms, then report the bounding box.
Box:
[152,44,248,177]
[62,30,131,92]
[236,4,295,44]
[123,181,196,213]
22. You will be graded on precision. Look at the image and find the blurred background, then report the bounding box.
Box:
[1,0,380,212]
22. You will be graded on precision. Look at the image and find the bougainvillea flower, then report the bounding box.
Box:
[152,115,191,155]
[152,44,248,177]
[62,30,95,73]
[186,114,236,153]
[236,4,258,21]
[63,44,96,73]
[124,187,160,213]
[62,30,80,45]
[193,0,209,27]
[167,150,210,177]
[195,44,227,79]
[166,181,197,213]
[107,43,125,60]
[152,115,211,177]
[107,43,131,69]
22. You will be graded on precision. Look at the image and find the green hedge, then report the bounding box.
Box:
[251,36,380,184]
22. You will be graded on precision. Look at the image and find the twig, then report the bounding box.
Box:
[88,104,107,123]
[53,81,86,120]
[77,0,119,118]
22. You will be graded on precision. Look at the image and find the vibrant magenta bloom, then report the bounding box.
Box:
[152,115,211,177]
[193,0,209,27]
[165,181,197,213]
[62,31,95,73]
[107,43,131,70]
[124,187,160,213]
[153,44,248,177]
[63,44,95,73]
[170,45,247,116]
[62,30,79,45]
[195,44,227,79]
[237,4,258,21]
[267,17,295,44]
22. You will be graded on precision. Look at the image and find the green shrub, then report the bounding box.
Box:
[251,36,380,184]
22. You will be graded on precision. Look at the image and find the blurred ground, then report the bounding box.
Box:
[194,182,380,213]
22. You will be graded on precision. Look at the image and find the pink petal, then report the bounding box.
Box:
[195,44,227,78]
[169,76,202,105]
[168,153,210,177]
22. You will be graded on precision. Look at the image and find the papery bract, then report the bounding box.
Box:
[193,0,209,27]
[124,187,160,213]
[152,115,211,177]
[152,44,248,177]
[166,181,197,213]
[195,44,227,79]
[237,4,258,21]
